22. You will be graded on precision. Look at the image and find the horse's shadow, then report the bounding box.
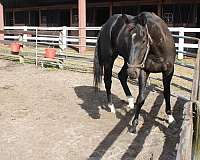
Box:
[121,95,187,160]
[74,85,128,119]
[74,85,187,160]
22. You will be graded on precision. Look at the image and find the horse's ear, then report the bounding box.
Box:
[136,13,147,26]
[122,14,129,24]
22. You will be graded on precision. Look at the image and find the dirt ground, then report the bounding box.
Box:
[0,59,192,160]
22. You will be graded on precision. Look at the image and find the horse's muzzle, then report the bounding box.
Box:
[127,68,140,79]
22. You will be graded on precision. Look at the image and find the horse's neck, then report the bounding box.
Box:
[111,23,128,58]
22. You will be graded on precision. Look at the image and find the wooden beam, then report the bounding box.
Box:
[78,0,86,54]
[176,101,193,160]
[157,4,162,17]
[191,40,200,102]
[109,1,113,17]
[0,3,4,40]
[0,29,60,36]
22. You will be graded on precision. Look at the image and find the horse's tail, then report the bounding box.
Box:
[93,34,103,91]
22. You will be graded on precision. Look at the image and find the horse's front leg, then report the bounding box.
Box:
[118,62,134,109]
[162,68,175,125]
[129,70,149,133]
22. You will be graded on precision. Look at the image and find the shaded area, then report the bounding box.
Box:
[75,85,187,159]
[158,97,187,159]
[150,77,191,93]
[121,96,186,160]
[121,94,164,159]
[74,85,135,159]
[75,85,151,159]
[88,110,133,159]
[74,85,128,119]
[2,0,77,8]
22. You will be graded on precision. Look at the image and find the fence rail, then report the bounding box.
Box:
[191,40,200,160]
[174,36,200,160]
[2,26,200,53]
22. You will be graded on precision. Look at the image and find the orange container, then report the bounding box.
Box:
[10,42,21,54]
[44,48,56,59]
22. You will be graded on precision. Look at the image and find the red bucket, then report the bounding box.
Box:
[44,48,56,59]
[10,42,22,54]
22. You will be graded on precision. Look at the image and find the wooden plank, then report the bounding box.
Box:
[176,101,193,160]
[194,102,200,159]
[0,40,36,47]
[0,29,60,36]
[0,40,59,47]
[191,40,200,102]
[177,40,200,160]
[194,46,200,159]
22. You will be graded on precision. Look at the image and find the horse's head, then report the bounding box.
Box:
[122,14,152,79]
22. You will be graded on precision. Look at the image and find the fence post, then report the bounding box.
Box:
[35,27,38,66]
[0,3,4,40]
[78,0,86,54]
[178,27,184,59]
[23,26,27,42]
[193,40,200,160]
[66,27,68,49]
[62,26,67,49]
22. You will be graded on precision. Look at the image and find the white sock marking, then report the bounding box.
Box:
[168,115,175,124]
[127,97,134,109]
[108,104,116,113]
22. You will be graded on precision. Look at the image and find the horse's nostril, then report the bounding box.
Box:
[127,68,132,76]
[132,72,138,79]
[127,69,138,79]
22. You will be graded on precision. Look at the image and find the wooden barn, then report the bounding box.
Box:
[1,0,200,27]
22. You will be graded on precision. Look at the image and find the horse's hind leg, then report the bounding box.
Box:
[104,60,115,113]
[129,70,149,133]
[118,62,134,109]
[162,68,175,124]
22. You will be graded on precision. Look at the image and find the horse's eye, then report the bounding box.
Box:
[143,40,146,43]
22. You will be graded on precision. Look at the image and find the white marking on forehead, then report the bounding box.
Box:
[132,33,136,39]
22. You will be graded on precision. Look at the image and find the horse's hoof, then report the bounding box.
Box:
[168,120,176,129]
[128,119,138,134]
[128,109,134,114]
[128,125,137,134]
[108,103,116,114]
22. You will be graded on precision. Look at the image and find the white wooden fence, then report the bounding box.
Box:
[3,26,101,48]
[169,27,200,59]
[3,26,200,58]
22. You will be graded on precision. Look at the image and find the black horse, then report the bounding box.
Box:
[93,12,176,133]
